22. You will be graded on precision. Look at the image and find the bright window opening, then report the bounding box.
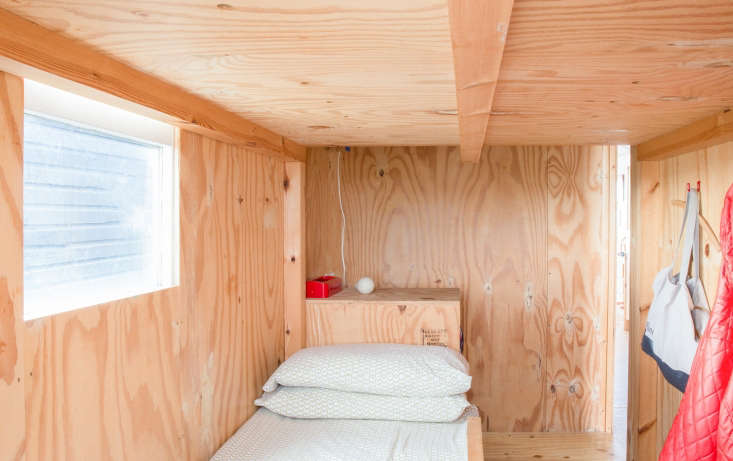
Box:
[23,80,179,320]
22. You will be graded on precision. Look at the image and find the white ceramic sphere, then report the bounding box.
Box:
[355,277,375,294]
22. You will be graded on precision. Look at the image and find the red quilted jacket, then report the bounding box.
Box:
[660,183,733,461]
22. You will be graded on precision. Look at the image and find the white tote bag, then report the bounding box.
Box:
[642,189,710,392]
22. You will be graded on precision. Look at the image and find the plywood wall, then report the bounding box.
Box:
[306,145,615,432]
[0,93,286,461]
[631,142,733,460]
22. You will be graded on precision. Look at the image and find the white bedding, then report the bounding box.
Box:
[210,407,475,461]
[255,386,470,422]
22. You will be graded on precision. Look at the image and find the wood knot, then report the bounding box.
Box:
[378,169,385,177]
[237,196,244,205]
[283,178,290,190]
[397,305,407,313]
[290,256,296,262]
[285,329,291,335]
[217,3,233,10]
[550,384,556,393]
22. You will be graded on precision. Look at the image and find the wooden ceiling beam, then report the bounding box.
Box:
[637,109,733,161]
[448,0,514,163]
[0,8,305,161]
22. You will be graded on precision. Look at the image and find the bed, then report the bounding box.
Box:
[211,407,482,461]
[211,288,482,461]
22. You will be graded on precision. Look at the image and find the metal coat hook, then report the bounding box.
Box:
[673,179,720,251]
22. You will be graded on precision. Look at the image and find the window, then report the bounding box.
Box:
[23,80,179,320]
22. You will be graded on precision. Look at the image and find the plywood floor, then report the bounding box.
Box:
[483,432,622,461]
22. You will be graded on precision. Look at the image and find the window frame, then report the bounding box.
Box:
[23,80,180,321]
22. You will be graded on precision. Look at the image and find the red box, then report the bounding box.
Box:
[306,276,343,298]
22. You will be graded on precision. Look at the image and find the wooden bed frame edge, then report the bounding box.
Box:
[467,415,483,461]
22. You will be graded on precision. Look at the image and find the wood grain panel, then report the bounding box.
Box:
[306,145,613,432]
[1,1,733,146]
[305,288,461,351]
[631,142,733,459]
[0,71,25,461]
[0,8,304,160]
[21,130,285,461]
[544,146,614,431]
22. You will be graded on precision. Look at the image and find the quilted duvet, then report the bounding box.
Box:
[660,183,733,461]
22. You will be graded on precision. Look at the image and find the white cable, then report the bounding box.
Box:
[337,149,347,286]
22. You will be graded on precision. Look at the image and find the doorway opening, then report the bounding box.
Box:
[613,145,631,458]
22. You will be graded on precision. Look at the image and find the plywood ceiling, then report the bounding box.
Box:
[1,0,732,146]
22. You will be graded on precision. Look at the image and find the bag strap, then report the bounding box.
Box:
[671,190,691,269]
[675,189,700,279]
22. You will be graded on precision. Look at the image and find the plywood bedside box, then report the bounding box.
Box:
[305,287,462,351]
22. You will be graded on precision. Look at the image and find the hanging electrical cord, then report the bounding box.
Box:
[337,147,348,286]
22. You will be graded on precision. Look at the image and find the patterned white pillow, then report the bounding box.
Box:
[262,344,471,397]
[255,386,470,422]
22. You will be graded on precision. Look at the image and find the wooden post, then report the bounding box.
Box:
[628,147,664,461]
[283,161,306,358]
[0,70,26,461]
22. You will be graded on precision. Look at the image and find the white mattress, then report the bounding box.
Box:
[210,407,475,461]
